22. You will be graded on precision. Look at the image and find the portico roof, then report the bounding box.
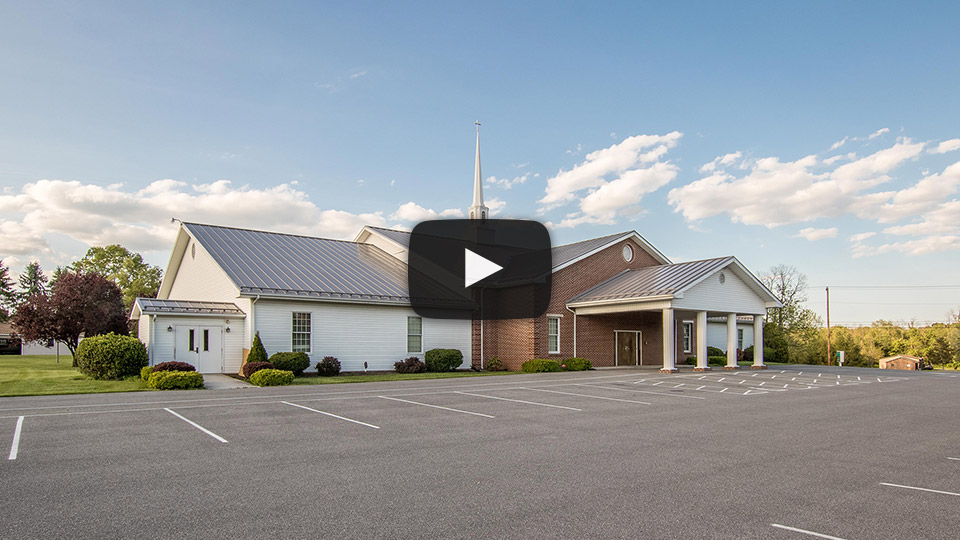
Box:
[566,256,781,312]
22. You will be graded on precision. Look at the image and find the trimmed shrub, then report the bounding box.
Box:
[708,355,727,366]
[152,361,196,373]
[248,369,294,387]
[684,356,697,365]
[425,348,463,372]
[395,357,426,374]
[561,357,592,371]
[269,352,311,376]
[707,346,725,357]
[148,370,204,390]
[316,356,341,377]
[486,357,506,371]
[521,358,562,373]
[241,361,274,379]
[141,366,153,381]
[75,333,148,380]
[247,332,268,364]
[742,346,754,360]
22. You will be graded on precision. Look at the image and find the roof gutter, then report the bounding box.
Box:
[566,294,676,309]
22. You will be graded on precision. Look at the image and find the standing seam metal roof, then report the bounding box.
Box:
[136,298,246,316]
[365,226,637,270]
[183,223,464,304]
[567,256,735,304]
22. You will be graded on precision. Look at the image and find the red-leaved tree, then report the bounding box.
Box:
[14,271,129,366]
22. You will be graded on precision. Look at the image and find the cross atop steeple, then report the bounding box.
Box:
[469,121,489,221]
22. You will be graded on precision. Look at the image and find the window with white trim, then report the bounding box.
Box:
[737,329,744,350]
[407,316,422,353]
[547,316,560,354]
[682,322,693,353]
[292,312,312,353]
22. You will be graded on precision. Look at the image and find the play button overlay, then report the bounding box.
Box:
[408,219,552,320]
[464,249,503,288]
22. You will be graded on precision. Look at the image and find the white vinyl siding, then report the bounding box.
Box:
[140,315,243,373]
[682,322,693,353]
[671,268,767,314]
[165,239,241,303]
[547,317,560,354]
[292,312,312,353]
[252,299,471,371]
[706,322,754,351]
[407,316,423,353]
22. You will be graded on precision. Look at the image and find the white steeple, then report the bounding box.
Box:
[469,121,489,221]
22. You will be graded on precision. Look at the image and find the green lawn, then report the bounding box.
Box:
[0,355,148,397]
[291,370,521,385]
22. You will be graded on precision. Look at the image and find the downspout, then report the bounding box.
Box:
[250,295,260,342]
[150,314,156,366]
[566,305,577,357]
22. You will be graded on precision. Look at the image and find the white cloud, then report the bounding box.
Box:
[699,151,742,173]
[540,132,683,225]
[668,139,925,227]
[849,232,876,243]
[793,227,838,241]
[929,138,960,154]
[485,173,529,190]
[390,201,463,221]
[0,178,399,265]
[829,137,849,150]
[356,179,366,186]
[565,143,583,155]
[869,127,890,140]
[486,198,506,215]
[349,69,368,79]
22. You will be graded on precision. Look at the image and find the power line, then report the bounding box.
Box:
[811,284,959,288]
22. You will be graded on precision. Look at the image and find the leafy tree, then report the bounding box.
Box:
[72,245,162,311]
[13,271,128,366]
[17,261,48,302]
[760,264,821,331]
[0,259,16,322]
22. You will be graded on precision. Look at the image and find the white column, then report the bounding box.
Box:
[752,314,766,369]
[695,311,709,371]
[661,308,677,372]
[726,313,738,369]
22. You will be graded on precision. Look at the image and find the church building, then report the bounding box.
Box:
[132,128,780,373]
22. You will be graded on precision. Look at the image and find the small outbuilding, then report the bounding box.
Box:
[879,355,923,370]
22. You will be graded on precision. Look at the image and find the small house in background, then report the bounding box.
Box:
[879,354,922,370]
[0,322,20,355]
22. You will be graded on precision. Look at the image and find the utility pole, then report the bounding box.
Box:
[826,286,831,366]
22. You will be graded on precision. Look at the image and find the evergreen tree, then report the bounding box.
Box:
[247,332,268,364]
[17,261,48,302]
[0,259,16,322]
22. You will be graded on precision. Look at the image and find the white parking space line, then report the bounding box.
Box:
[8,416,24,460]
[880,482,960,497]
[947,457,960,461]
[528,388,651,405]
[770,523,847,539]
[164,408,228,443]
[378,396,495,418]
[580,384,706,400]
[282,401,380,429]
[454,391,582,411]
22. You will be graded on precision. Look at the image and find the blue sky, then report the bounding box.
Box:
[1,1,959,325]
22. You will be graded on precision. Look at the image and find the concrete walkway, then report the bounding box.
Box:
[202,373,256,390]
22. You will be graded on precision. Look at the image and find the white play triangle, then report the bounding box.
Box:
[464,248,503,288]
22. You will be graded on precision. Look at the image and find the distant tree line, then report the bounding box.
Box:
[759,264,960,368]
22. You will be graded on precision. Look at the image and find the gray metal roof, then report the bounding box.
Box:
[183,223,466,306]
[550,231,635,268]
[136,298,245,316]
[568,257,735,304]
[366,226,413,248]
[366,226,639,270]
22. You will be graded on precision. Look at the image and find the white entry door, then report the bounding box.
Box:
[174,325,223,373]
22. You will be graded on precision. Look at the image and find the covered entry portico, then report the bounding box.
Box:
[565,257,782,372]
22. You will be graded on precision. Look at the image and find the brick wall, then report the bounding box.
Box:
[475,237,666,370]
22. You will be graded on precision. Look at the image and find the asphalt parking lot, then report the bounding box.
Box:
[2,366,958,539]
